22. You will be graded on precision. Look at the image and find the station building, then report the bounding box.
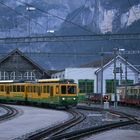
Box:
[51,55,139,97]
[0,49,50,81]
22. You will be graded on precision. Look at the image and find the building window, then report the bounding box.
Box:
[24,71,36,80]
[10,72,23,80]
[106,79,119,93]
[0,71,9,80]
[10,72,16,80]
[30,71,36,80]
[18,73,23,80]
[24,72,29,80]
[78,80,94,94]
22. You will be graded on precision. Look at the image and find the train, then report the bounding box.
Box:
[0,79,78,108]
[117,83,140,106]
[85,93,110,103]
[83,83,140,107]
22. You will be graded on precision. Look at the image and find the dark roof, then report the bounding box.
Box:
[0,48,50,77]
[80,55,139,74]
[95,55,139,74]
[80,56,113,68]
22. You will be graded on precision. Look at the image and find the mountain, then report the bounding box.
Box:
[0,0,140,70]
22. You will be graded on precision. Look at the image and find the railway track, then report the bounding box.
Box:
[44,106,140,140]
[0,104,19,122]
[24,109,86,140]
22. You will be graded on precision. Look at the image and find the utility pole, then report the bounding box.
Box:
[101,48,104,105]
[125,55,128,98]
[113,48,118,108]
[120,63,123,85]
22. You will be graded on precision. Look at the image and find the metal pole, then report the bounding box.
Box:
[113,48,117,108]
[101,48,104,105]
[125,55,128,98]
[120,63,122,85]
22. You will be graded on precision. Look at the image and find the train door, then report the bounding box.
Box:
[55,85,59,95]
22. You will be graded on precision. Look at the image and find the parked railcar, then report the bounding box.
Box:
[0,79,78,108]
[117,83,140,106]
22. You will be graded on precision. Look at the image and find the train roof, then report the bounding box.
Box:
[36,78,61,83]
[117,83,140,87]
[36,79,75,83]
[0,80,14,83]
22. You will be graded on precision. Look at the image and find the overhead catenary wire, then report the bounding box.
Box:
[0,50,139,57]
[0,1,47,32]
[15,0,96,34]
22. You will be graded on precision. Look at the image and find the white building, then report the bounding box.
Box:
[96,55,139,94]
[51,55,139,97]
[52,68,98,93]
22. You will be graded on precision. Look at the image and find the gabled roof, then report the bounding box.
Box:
[0,48,50,77]
[95,55,140,74]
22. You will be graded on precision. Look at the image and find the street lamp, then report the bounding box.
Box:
[26,6,36,36]
[47,30,55,33]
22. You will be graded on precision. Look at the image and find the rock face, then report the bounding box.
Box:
[1,0,140,35]
[0,0,140,70]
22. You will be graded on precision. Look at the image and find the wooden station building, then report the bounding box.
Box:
[0,49,50,81]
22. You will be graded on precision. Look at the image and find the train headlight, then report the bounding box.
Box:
[62,97,65,100]
[73,98,76,100]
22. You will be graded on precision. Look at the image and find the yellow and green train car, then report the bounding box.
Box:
[0,79,78,107]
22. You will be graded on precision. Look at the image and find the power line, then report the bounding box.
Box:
[15,0,96,34]
[1,33,140,44]
[0,50,139,56]
[0,1,46,31]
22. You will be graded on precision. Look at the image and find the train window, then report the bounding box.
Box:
[31,86,33,93]
[134,89,137,94]
[1,85,4,92]
[38,86,42,96]
[28,86,31,92]
[6,86,10,94]
[68,86,76,94]
[43,86,47,93]
[47,86,50,93]
[50,86,53,96]
[61,86,66,94]
[10,86,13,92]
[13,85,17,92]
[17,86,20,92]
[56,86,59,94]
[21,86,24,92]
[34,86,36,93]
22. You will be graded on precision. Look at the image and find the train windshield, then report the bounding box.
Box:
[68,86,76,94]
[61,86,66,94]
[61,85,77,94]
